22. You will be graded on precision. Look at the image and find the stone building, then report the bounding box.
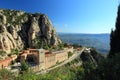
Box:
[0,55,17,69]
[53,50,68,63]
[19,47,73,71]
[38,49,45,70]
[45,52,56,69]
[20,48,45,70]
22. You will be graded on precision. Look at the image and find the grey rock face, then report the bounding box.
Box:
[80,48,104,65]
[0,9,61,53]
[28,17,40,47]
[0,25,16,53]
[0,14,6,24]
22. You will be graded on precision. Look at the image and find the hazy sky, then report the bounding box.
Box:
[0,0,119,33]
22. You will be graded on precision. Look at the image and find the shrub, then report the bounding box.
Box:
[0,69,15,80]
[21,60,29,71]
[68,52,73,58]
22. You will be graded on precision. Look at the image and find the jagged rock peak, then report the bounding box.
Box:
[0,9,61,53]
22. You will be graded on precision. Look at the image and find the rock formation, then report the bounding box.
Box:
[109,5,120,56]
[0,9,61,53]
[80,48,104,65]
[0,25,17,53]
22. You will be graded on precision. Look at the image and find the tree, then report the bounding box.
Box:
[21,60,29,71]
[109,5,120,57]
[68,52,73,58]
[58,43,64,50]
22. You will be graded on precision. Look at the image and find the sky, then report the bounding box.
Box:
[0,0,119,33]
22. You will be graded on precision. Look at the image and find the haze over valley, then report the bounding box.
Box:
[58,33,110,54]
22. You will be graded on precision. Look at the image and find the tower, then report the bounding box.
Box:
[38,48,45,70]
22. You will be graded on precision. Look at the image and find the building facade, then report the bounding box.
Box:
[45,52,56,69]
[19,47,73,70]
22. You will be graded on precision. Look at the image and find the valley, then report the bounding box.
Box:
[58,33,110,54]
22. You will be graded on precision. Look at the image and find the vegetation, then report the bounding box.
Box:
[0,59,83,80]
[0,69,15,80]
[21,60,29,71]
[33,36,51,49]
[72,44,82,48]
[0,53,120,80]
[0,51,6,56]
[17,71,37,80]
[10,49,19,55]
[79,54,120,80]
[58,43,64,50]
[68,51,73,58]
[33,36,65,51]
[2,9,28,26]
[109,5,120,57]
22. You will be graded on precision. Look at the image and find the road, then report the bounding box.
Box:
[36,47,85,75]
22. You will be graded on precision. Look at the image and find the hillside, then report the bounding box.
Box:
[58,33,110,54]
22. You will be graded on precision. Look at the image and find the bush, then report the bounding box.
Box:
[11,49,19,55]
[58,43,64,50]
[21,60,29,71]
[0,51,6,56]
[72,44,82,48]
[68,52,73,58]
[0,69,15,80]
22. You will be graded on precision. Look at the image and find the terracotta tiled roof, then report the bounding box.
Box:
[45,52,56,57]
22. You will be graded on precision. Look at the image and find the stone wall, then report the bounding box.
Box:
[55,50,68,63]
[45,53,56,69]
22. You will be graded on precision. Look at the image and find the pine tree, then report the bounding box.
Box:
[109,5,120,56]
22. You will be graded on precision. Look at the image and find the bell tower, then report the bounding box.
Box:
[38,48,45,70]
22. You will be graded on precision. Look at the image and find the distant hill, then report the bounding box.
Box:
[58,33,110,54]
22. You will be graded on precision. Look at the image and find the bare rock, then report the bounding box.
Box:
[0,9,61,53]
[9,25,18,39]
[0,25,16,53]
[28,17,40,47]
[0,14,6,24]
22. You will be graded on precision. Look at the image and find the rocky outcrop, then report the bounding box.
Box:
[0,9,61,53]
[80,48,104,65]
[0,25,17,53]
[28,17,40,47]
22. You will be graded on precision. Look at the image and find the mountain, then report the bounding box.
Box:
[0,9,61,53]
[58,33,110,54]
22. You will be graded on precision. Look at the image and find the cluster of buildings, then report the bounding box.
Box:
[0,46,74,72]
[20,47,73,71]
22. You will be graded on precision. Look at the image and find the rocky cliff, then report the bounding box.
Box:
[0,9,61,53]
[80,48,104,65]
